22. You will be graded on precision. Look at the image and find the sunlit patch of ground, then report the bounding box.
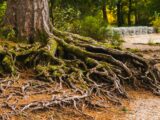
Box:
[84,89,160,120]
[127,98,160,120]
[123,34,160,50]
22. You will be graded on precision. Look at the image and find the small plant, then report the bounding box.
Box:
[79,16,105,40]
[127,48,140,53]
[105,28,124,47]
[52,6,123,47]
[148,39,160,46]
[53,7,80,31]
[71,16,123,47]
[148,39,155,45]
[121,106,128,113]
[0,2,6,23]
[151,11,160,33]
[0,25,16,40]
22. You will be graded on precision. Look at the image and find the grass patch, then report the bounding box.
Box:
[148,39,160,46]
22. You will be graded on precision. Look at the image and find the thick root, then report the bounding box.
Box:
[0,28,160,110]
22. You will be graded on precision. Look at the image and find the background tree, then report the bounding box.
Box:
[128,0,132,26]
[116,0,127,26]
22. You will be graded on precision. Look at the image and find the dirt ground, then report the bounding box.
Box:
[0,68,160,120]
[123,34,160,50]
[0,35,160,120]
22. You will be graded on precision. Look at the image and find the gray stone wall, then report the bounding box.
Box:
[111,26,156,36]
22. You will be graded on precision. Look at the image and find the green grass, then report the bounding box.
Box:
[148,39,160,46]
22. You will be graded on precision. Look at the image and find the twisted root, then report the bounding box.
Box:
[0,28,160,115]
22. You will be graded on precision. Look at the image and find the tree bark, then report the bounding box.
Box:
[128,0,132,26]
[102,3,108,23]
[134,0,139,26]
[0,0,4,4]
[0,0,159,113]
[4,0,51,42]
[49,0,54,24]
[117,0,123,26]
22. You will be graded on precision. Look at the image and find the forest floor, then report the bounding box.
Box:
[0,34,160,120]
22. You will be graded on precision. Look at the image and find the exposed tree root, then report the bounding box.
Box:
[0,28,160,117]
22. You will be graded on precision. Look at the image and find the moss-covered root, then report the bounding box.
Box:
[0,30,160,105]
[31,34,160,104]
[51,34,160,95]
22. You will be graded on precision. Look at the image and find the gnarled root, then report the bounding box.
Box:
[0,28,160,113]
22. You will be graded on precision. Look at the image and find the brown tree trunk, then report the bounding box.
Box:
[134,0,139,26]
[0,0,4,3]
[4,0,51,42]
[102,3,108,23]
[117,0,123,26]
[50,0,54,24]
[128,0,132,26]
[0,0,159,113]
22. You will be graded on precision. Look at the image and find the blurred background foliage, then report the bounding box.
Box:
[0,0,160,46]
[0,1,6,23]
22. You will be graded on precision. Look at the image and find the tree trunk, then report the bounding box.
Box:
[4,0,51,42]
[0,0,4,4]
[102,3,108,23]
[0,0,159,114]
[134,9,138,25]
[117,0,123,26]
[50,0,54,24]
[128,0,132,26]
[134,0,139,26]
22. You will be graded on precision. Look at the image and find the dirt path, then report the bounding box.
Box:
[123,34,160,50]
[85,89,160,120]
[121,35,160,120]
[127,98,160,120]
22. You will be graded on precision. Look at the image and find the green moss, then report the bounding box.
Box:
[48,39,58,55]
[0,25,16,40]
[0,2,6,23]
[37,31,48,44]
[100,61,111,69]
[52,71,62,77]
[0,65,4,75]
[147,39,160,46]
[80,83,88,90]
[85,58,97,67]
[35,64,63,79]
[57,46,64,57]
[127,48,140,53]
[49,65,60,71]
[35,65,48,72]
[2,55,15,73]
[121,106,128,113]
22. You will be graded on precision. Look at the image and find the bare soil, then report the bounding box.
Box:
[123,34,160,50]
